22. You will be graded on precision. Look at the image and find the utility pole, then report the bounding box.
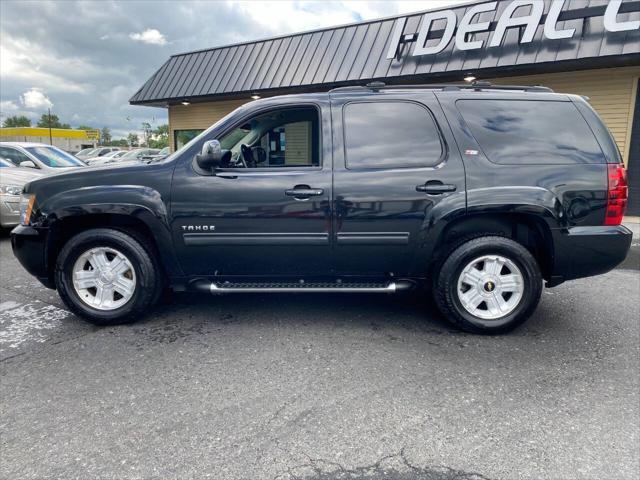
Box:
[47,108,53,145]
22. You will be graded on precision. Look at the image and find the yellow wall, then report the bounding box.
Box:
[486,66,640,165]
[168,66,639,164]
[168,99,248,150]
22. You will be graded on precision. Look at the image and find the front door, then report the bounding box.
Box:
[170,103,332,277]
[330,93,466,276]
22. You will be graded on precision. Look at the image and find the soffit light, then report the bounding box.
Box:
[251,94,261,100]
[464,75,476,82]
[181,100,190,106]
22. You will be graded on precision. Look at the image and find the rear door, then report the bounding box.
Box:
[330,92,466,276]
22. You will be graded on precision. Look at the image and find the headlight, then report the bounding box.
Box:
[19,194,36,225]
[0,184,22,196]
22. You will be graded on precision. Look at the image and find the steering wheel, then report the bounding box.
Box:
[241,144,256,168]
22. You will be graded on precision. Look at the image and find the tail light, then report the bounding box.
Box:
[604,163,628,226]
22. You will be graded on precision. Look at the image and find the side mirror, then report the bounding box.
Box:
[19,160,37,169]
[196,140,223,171]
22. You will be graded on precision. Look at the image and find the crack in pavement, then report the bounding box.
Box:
[273,448,491,480]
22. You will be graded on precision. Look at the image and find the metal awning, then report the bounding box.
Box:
[130,0,639,106]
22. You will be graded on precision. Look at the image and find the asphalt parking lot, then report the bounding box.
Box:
[1,228,638,480]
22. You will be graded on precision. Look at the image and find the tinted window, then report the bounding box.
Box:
[219,107,319,168]
[344,101,443,169]
[175,129,204,150]
[0,147,31,167]
[457,100,605,165]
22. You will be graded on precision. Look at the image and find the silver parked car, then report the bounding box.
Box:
[84,150,128,166]
[76,147,119,159]
[0,159,44,227]
[0,142,86,172]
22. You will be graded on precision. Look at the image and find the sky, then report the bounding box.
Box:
[0,0,467,139]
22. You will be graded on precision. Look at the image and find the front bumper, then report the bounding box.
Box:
[0,195,21,228]
[551,225,633,282]
[10,225,55,289]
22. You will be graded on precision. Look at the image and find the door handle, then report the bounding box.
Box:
[285,186,324,197]
[416,182,457,194]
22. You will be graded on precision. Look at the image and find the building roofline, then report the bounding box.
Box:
[168,0,481,58]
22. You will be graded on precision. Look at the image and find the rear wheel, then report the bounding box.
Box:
[55,228,159,325]
[433,236,542,334]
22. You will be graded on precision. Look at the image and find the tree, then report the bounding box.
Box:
[109,138,129,147]
[149,123,169,149]
[36,113,64,128]
[76,124,95,131]
[100,127,112,144]
[127,133,139,147]
[2,115,31,127]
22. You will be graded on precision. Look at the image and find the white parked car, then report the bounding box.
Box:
[0,157,45,227]
[0,142,86,172]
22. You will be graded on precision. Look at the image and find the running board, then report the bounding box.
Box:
[190,279,413,294]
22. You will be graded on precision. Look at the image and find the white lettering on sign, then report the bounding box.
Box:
[455,2,497,51]
[414,10,457,56]
[386,0,639,60]
[488,0,544,48]
[544,0,575,40]
[604,0,640,32]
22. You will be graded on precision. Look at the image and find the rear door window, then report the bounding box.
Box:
[456,99,605,165]
[343,101,444,169]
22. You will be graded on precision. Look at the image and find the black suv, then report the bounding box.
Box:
[11,83,632,334]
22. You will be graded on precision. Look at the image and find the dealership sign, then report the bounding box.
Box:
[387,0,640,59]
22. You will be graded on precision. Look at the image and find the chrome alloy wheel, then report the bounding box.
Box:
[456,255,524,320]
[72,247,137,311]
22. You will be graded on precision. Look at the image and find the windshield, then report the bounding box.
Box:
[25,146,86,167]
[121,150,144,159]
[78,148,97,156]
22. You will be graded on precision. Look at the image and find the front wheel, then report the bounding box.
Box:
[433,236,542,334]
[55,228,159,325]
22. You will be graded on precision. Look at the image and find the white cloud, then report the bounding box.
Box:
[20,88,53,109]
[129,28,167,45]
[0,100,19,113]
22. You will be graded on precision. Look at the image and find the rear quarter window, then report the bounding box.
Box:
[456,99,605,165]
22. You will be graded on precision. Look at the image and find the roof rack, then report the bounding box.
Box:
[329,81,553,94]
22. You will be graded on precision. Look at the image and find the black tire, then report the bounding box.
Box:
[55,228,159,326]
[433,236,542,334]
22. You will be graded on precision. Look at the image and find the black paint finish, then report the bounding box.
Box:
[11,88,632,290]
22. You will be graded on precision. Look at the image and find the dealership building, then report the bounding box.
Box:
[132,0,640,214]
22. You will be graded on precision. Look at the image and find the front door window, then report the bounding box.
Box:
[218,107,319,168]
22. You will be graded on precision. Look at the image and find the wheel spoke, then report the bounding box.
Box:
[74,270,98,289]
[461,267,483,286]
[484,257,504,276]
[499,274,521,291]
[94,285,112,307]
[109,256,129,275]
[113,276,135,297]
[461,288,484,309]
[485,294,505,317]
[90,251,109,269]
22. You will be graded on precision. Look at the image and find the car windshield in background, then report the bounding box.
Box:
[25,147,86,167]
[0,158,15,167]
[103,150,123,158]
[121,150,144,159]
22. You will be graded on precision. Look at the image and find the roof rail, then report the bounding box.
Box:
[329,81,553,94]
